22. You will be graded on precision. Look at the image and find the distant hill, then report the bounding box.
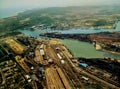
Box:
[0,5,120,33]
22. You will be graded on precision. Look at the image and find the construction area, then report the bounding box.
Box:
[0,35,120,89]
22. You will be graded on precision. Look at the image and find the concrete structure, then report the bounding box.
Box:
[79,63,88,67]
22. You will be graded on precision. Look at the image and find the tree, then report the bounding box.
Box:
[93,19,107,26]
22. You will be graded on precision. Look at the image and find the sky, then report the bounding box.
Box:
[0,0,120,10]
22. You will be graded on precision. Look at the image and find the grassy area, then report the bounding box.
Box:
[0,6,120,33]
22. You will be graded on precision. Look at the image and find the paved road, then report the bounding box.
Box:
[62,45,120,89]
[35,39,120,89]
[57,42,120,89]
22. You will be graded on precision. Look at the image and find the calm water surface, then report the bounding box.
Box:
[19,22,120,59]
[61,39,120,59]
[19,21,120,37]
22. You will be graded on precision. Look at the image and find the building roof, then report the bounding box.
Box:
[79,63,88,67]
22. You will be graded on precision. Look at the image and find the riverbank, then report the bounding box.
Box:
[61,39,104,58]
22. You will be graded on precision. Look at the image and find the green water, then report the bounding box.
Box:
[61,39,120,59]
[19,21,120,59]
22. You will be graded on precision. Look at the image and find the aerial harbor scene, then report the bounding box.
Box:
[0,0,120,89]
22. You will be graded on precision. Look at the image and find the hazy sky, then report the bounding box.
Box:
[0,0,120,9]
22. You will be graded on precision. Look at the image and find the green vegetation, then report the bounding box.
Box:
[0,6,120,33]
[93,20,108,26]
[0,31,22,38]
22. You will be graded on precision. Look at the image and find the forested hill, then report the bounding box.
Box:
[0,6,120,33]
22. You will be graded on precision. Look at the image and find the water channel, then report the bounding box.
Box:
[19,21,120,59]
